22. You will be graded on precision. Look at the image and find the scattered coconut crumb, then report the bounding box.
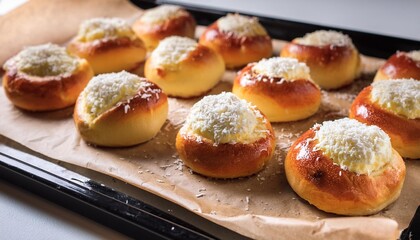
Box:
[174,159,184,171]
[159,164,173,169]
[245,196,250,211]
[196,193,205,198]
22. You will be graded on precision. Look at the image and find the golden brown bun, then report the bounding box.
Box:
[132,9,196,51]
[199,22,272,69]
[281,41,360,89]
[74,80,168,147]
[285,129,406,215]
[3,59,93,111]
[67,37,146,74]
[176,120,275,178]
[374,52,420,81]
[145,44,225,98]
[349,86,420,159]
[232,64,321,122]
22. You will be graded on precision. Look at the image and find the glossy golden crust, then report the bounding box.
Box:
[176,119,275,178]
[145,44,225,98]
[374,52,420,81]
[199,22,272,69]
[3,59,93,111]
[67,37,146,74]
[233,64,321,122]
[350,86,420,159]
[280,41,360,89]
[133,14,196,51]
[74,83,168,147]
[285,129,406,215]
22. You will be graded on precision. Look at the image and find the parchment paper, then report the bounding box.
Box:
[0,1,419,239]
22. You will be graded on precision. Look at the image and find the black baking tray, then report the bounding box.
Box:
[1,0,420,239]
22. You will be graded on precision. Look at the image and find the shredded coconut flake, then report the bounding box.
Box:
[313,118,392,175]
[252,57,311,80]
[217,14,267,37]
[406,50,420,62]
[295,30,353,47]
[77,18,135,42]
[140,5,184,24]
[4,43,78,77]
[150,36,197,71]
[182,92,268,144]
[82,71,159,119]
[371,79,420,119]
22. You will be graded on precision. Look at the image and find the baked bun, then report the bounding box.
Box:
[176,92,275,178]
[132,5,196,51]
[2,43,93,111]
[67,18,146,74]
[349,79,420,159]
[374,50,420,81]
[199,13,272,69]
[145,36,224,98]
[233,57,321,122]
[281,30,360,89]
[285,118,406,215]
[74,71,168,147]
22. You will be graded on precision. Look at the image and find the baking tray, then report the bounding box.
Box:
[1,0,419,239]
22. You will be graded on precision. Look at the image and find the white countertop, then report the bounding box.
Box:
[0,180,127,240]
[0,0,418,239]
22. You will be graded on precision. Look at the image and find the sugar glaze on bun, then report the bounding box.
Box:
[67,18,146,74]
[281,30,360,89]
[374,50,420,81]
[233,57,321,122]
[132,5,196,50]
[74,71,168,147]
[3,43,93,111]
[285,118,406,215]
[199,14,272,68]
[145,36,225,98]
[350,79,420,159]
[176,92,275,178]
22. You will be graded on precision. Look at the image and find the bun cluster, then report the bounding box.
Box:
[2,4,414,220]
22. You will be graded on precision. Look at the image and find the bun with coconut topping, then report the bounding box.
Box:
[350,79,420,159]
[145,36,225,98]
[132,5,196,51]
[199,13,273,69]
[2,43,93,111]
[374,50,420,81]
[285,118,405,215]
[67,18,146,74]
[233,57,321,122]
[176,92,275,178]
[74,71,168,147]
[281,30,360,89]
